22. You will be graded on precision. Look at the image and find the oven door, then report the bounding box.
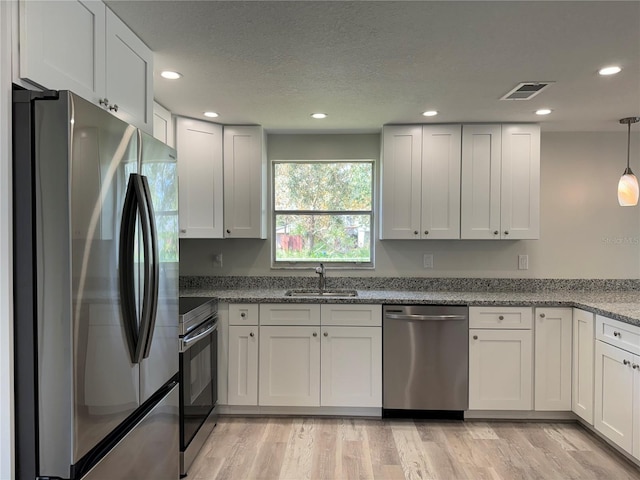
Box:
[179,317,217,451]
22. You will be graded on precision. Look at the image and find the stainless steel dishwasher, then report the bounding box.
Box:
[383,305,468,418]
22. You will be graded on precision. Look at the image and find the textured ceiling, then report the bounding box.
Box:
[105,0,640,133]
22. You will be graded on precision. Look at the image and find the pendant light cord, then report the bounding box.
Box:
[627,120,632,170]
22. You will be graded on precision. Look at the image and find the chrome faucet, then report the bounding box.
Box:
[315,263,326,291]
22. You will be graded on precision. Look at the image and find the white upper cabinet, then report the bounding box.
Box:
[19,1,153,133]
[19,0,106,104]
[380,124,461,239]
[461,124,501,239]
[152,102,174,148]
[223,126,267,239]
[380,125,422,239]
[421,125,462,239]
[104,8,153,132]
[500,124,540,239]
[176,117,224,238]
[461,124,540,240]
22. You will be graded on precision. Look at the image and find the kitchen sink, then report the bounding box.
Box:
[285,288,358,297]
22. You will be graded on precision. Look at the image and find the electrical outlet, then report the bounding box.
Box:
[423,253,434,269]
[213,253,223,268]
[518,254,529,270]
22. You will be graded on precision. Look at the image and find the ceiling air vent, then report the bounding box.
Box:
[500,82,554,100]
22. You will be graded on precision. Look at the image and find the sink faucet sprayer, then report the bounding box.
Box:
[315,263,326,291]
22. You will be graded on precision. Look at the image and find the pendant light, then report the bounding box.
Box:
[617,117,640,206]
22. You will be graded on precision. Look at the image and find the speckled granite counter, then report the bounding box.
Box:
[179,287,640,327]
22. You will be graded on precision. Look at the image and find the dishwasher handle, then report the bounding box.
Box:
[385,313,467,321]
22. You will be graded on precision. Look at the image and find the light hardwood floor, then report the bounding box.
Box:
[187,417,640,480]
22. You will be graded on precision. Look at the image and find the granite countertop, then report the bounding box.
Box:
[179,287,640,327]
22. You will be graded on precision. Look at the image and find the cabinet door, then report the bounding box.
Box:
[572,309,595,424]
[19,0,106,104]
[534,308,572,411]
[460,124,501,239]
[420,125,461,239]
[259,326,321,406]
[380,125,422,239]
[176,117,224,238]
[500,124,540,239]
[594,340,634,454]
[153,102,174,147]
[228,326,259,406]
[105,8,153,133]
[320,326,382,407]
[469,329,532,410]
[223,126,267,238]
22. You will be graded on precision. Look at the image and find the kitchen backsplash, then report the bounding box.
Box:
[179,276,640,293]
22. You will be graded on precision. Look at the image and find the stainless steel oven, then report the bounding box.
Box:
[179,297,218,476]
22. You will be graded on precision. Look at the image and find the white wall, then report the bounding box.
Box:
[179,131,640,279]
[0,1,15,478]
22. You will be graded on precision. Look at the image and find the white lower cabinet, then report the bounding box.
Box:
[227,303,381,410]
[594,315,640,459]
[572,309,595,424]
[594,340,639,456]
[320,326,382,407]
[259,326,321,407]
[534,308,572,411]
[469,328,533,410]
[227,326,259,406]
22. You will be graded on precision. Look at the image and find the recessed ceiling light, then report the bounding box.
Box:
[203,112,219,118]
[535,109,552,115]
[311,113,327,119]
[160,70,182,80]
[422,110,438,117]
[599,66,622,76]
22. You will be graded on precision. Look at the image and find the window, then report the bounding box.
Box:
[273,160,374,266]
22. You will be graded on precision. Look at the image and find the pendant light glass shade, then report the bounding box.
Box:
[617,117,640,207]
[618,168,639,206]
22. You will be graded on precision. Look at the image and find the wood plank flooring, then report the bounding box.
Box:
[187,417,640,480]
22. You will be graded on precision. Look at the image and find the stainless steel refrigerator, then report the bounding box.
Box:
[13,89,179,479]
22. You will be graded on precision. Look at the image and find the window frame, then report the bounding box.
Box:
[271,159,375,269]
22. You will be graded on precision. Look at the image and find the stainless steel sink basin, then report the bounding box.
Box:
[285,288,358,297]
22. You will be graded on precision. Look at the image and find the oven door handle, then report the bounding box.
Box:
[182,321,217,348]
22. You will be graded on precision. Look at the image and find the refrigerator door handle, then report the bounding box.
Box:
[140,175,159,359]
[119,174,142,363]
[133,174,158,363]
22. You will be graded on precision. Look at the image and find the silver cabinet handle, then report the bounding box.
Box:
[323,332,328,337]
[99,98,110,108]
[241,312,246,318]
[614,331,621,337]
[498,315,504,320]
[109,104,119,112]
[623,359,631,366]
[633,364,639,370]
[504,231,509,235]
[473,335,478,340]
[312,332,318,337]
[424,230,429,235]
[540,313,545,318]
[226,229,231,234]
[413,230,419,235]
[493,231,499,235]
[180,229,187,233]
[249,332,254,337]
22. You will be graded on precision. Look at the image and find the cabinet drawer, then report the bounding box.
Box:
[321,304,381,327]
[469,306,532,329]
[229,304,259,326]
[260,304,320,326]
[596,315,640,356]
